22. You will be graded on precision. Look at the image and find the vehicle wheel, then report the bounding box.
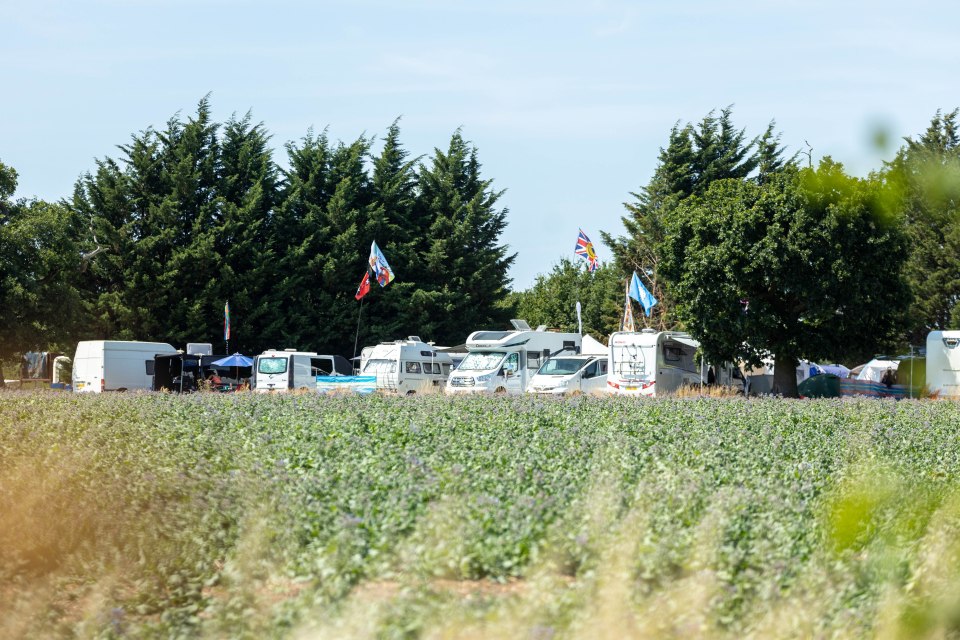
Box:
[495,386,507,394]
[406,390,416,396]
[116,388,128,393]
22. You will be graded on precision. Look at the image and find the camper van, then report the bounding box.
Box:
[607,329,701,396]
[253,349,352,392]
[927,330,960,398]
[445,320,581,395]
[527,334,609,395]
[72,340,177,393]
[359,337,453,394]
[527,355,608,395]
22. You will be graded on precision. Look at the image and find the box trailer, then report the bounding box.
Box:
[72,340,177,392]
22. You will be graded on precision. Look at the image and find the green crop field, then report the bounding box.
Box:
[2,392,960,639]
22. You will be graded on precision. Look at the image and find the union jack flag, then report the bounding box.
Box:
[574,228,599,272]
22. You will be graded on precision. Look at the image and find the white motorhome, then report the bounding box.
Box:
[72,340,177,393]
[607,329,701,396]
[253,349,353,392]
[445,320,581,394]
[927,330,960,398]
[359,337,454,394]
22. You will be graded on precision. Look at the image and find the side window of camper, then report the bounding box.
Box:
[311,357,334,376]
[664,346,682,362]
[599,360,608,376]
[406,362,421,374]
[527,354,541,371]
[441,364,451,376]
[425,363,440,375]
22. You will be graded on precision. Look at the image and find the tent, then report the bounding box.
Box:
[581,334,607,356]
[798,373,842,398]
[856,359,899,383]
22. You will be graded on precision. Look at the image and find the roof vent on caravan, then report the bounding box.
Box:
[510,319,532,331]
[408,336,422,342]
[641,328,656,334]
[186,342,212,356]
[536,325,547,332]
[284,348,297,352]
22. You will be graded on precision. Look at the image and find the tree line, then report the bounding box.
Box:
[2,100,959,394]
[517,107,960,395]
[0,97,516,382]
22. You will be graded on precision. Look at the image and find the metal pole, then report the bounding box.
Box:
[353,296,364,359]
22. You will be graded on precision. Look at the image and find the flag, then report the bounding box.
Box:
[629,271,658,317]
[574,228,600,272]
[355,271,371,300]
[622,282,635,332]
[224,301,230,341]
[369,241,395,287]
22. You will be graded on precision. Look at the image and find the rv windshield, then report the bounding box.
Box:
[538,358,587,376]
[363,359,397,374]
[258,357,287,375]
[457,351,505,372]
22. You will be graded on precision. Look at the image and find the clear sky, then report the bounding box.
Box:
[4,0,959,289]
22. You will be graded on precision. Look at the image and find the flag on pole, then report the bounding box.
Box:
[629,271,658,317]
[355,271,371,300]
[369,241,395,287]
[622,281,635,332]
[574,228,600,272]
[224,301,231,340]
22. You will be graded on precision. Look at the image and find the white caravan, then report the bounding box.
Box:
[445,320,581,394]
[359,337,454,394]
[253,349,353,392]
[607,329,701,396]
[927,330,960,398]
[72,340,177,393]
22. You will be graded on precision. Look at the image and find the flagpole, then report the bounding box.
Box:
[353,295,364,362]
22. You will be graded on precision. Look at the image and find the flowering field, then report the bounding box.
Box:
[2,392,960,638]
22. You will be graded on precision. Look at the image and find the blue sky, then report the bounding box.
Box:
[4,0,959,289]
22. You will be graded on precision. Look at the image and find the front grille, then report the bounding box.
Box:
[450,376,475,387]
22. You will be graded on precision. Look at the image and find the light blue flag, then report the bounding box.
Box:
[629,271,658,316]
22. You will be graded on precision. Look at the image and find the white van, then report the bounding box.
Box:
[927,330,960,398]
[445,320,581,395]
[253,349,352,392]
[527,355,608,395]
[72,340,177,393]
[359,337,453,394]
[607,329,701,396]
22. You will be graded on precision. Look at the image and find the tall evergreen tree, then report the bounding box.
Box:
[605,108,791,330]
[885,108,960,344]
[413,131,516,346]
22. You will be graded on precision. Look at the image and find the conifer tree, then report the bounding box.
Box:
[413,131,516,346]
[884,108,960,344]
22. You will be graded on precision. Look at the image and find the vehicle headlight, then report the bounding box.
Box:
[476,373,493,383]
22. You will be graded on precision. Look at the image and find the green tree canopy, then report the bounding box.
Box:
[884,108,960,344]
[511,258,623,341]
[662,160,909,397]
[604,108,792,330]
